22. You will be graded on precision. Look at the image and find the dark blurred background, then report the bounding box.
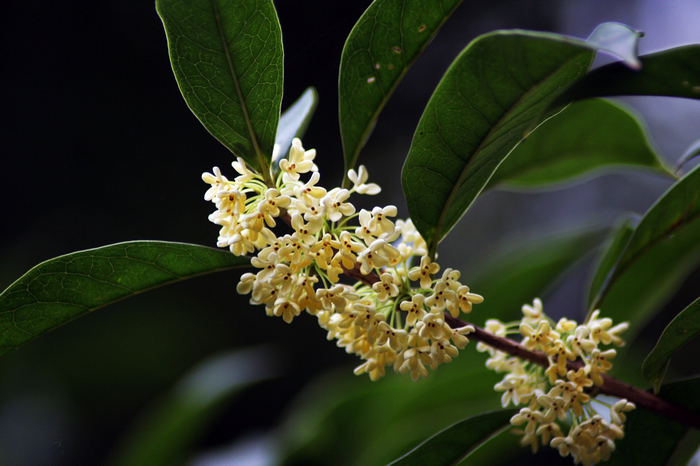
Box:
[2,1,700,465]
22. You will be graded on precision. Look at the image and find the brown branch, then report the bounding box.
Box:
[444,314,700,430]
[278,213,700,429]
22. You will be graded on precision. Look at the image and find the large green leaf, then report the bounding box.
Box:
[470,224,610,323]
[605,376,700,466]
[486,99,674,189]
[156,0,283,184]
[0,241,250,357]
[643,297,700,394]
[401,30,596,257]
[590,163,700,336]
[387,409,517,466]
[552,45,700,108]
[106,347,278,466]
[338,0,463,180]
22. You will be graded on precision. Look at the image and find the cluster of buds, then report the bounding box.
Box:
[202,139,483,380]
[479,299,633,465]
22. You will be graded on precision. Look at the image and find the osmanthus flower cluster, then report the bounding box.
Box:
[202,139,484,381]
[478,299,634,465]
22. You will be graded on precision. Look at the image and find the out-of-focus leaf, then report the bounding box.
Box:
[279,349,502,466]
[587,214,639,308]
[487,99,673,190]
[676,138,700,172]
[643,297,700,393]
[551,45,700,109]
[401,30,596,257]
[387,409,517,466]
[590,163,700,336]
[470,224,609,323]
[107,347,278,466]
[274,87,319,168]
[339,0,463,179]
[586,22,642,70]
[156,0,283,183]
[0,241,250,357]
[605,376,700,466]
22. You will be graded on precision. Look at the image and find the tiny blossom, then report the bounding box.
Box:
[348,165,381,195]
[409,255,440,288]
[482,298,631,463]
[202,138,485,387]
[322,188,355,222]
[280,138,317,181]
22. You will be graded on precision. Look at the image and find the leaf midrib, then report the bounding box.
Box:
[429,44,592,257]
[211,0,271,184]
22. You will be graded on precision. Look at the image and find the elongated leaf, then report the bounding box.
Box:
[387,409,517,466]
[676,137,700,171]
[0,241,250,357]
[107,347,278,466]
[643,297,700,393]
[591,163,700,335]
[401,30,596,257]
[339,0,463,180]
[552,45,700,108]
[156,0,283,182]
[274,87,319,169]
[587,214,639,308]
[486,99,673,189]
[471,224,609,323]
[605,376,700,466]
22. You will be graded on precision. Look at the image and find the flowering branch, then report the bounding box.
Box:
[344,259,700,429]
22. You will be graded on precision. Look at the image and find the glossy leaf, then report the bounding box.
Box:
[643,297,700,393]
[387,409,517,466]
[338,0,463,180]
[471,224,609,323]
[605,376,700,466]
[552,45,700,108]
[0,241,250,357]
[273,87,319,169]
[487,99,673,190]
[401,30,596,257]
[587,214,639,308]
[107,347,278,466]
[156,0,283,183]
[590,163,700,335]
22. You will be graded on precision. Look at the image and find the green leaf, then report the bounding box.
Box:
[387,409,517,466]
[643,297,700,394]
[156,0,283,183]
[591,163,700,335]
[552,45,700,108]
[274,87,319,170]
[338,0,463,180]
[587,214,639,308]
[0,241,249,357]
[401,30,596,257]
[486,99,674,189]
[106,347,278,466]
[605,376,700,466]
[471,224,610,323]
